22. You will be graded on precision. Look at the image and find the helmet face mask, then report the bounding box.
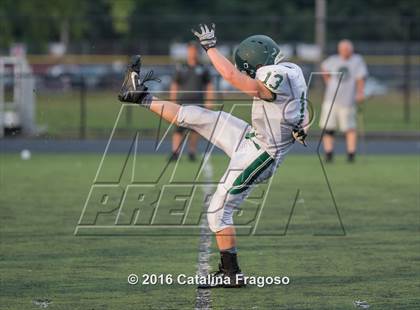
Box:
[234,35,283,78]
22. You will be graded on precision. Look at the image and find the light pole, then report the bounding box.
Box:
[315,0,327,61]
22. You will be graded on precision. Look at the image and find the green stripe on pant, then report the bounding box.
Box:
[228,152,274,195]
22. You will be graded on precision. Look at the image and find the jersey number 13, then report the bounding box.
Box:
[263,72,283,90]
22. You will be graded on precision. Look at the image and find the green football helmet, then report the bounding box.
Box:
[234,35,284,78]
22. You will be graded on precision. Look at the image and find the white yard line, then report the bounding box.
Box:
[194,154,214,310]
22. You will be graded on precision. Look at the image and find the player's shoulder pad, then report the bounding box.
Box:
[255,63,301,94]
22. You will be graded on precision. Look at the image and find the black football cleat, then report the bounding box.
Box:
[119,55,142,97]
[118,55,160,105]
[198,252,246,289]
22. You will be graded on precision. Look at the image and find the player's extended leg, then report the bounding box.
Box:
[148,98,250,158]
[149,98,181,124]
[118,55,249,158]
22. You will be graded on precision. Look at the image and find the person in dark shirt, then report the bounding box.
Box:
[170,42,214,161]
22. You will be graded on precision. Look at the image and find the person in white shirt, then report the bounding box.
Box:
[319,39,368,163]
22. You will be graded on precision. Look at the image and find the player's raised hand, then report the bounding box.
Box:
[191,23,217,51]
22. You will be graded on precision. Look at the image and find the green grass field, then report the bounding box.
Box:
[1,152,419,309]
[36,90,420,138]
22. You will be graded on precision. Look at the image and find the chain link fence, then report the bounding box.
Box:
[1,16,419,138]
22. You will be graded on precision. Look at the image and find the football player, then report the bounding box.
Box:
[118,24,308,288]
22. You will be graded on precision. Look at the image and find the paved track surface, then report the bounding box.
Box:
[1,138,419,155]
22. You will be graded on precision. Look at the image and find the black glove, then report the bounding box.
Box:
[292,126,308,147]
[191,23,217,51]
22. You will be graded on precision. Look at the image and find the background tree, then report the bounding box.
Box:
[0,0,419,53]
